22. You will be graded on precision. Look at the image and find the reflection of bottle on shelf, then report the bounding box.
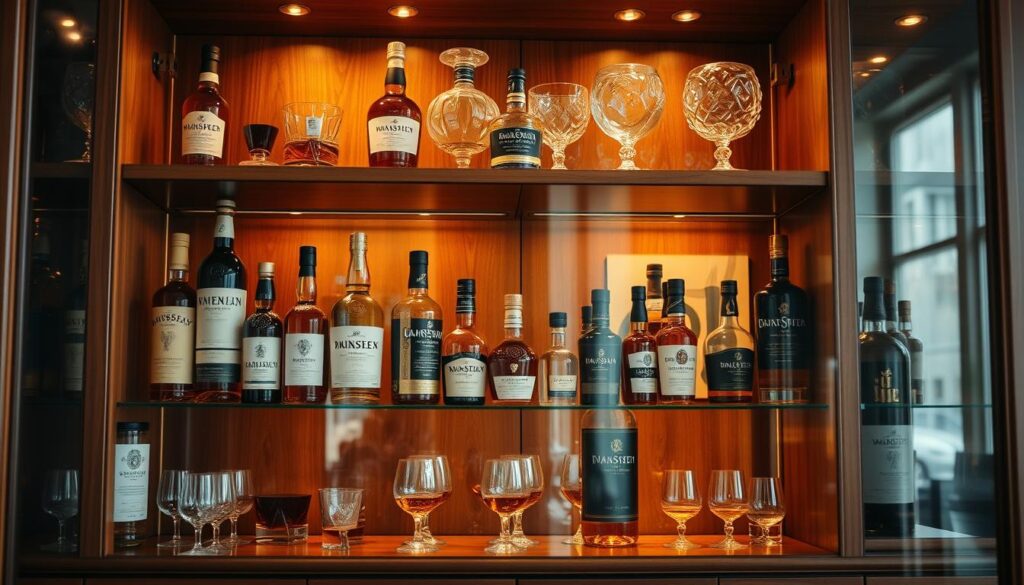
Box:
[64,240,88,396]
[898,300,924,405]
[25,218,64,396]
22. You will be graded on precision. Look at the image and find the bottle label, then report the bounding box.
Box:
[242,336,280,390]
[581,337,622,399]
[64,309,86,392]
[490,127,541,168]
[582,427,638,523]
[150,306,195,385]
[392,318,442,395]
[547,375,577,399]
[705,348,754,392]
[214,213,234,239]
[181,110,226,158]
[755,291,810,371]
[284,333,325,386]
[367,116,420,155]
[626,350,658,394]
[645,298,663,314]
[196,288,245,383]
[306,115,324,138]
[657,344,697,396]
[113,443,150,522]
[330,326,384,389]
[492,375,536,400]
[861,424,915,504]
[442,353,487,398]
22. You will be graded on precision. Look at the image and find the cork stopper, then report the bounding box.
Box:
[215,199,236,213]
[386,41,406,61]
[168,232,190,270]
[769,234,788,259]
[258,261,275,277]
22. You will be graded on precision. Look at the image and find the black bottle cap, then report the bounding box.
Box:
[202,44,221,63]
[581,305,592,325]
[117,421,149,432]
[863,276,885,321]
[721,280,737,294]
[591,288,610,305]
[549,312,567,327]
[507,68,526,94]
[898,300,912,319]
[646,264,663,278]
[631,285,646,301]
[864,276,883,294]
[457,278,475,294]
[667,278,685,297]
[410,250,428,266]
[299,245,316,266]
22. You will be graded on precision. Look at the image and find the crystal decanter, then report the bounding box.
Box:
[427,48,500,168]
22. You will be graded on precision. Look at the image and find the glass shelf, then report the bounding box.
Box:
[860,403,992,410]
[118,400,828,411]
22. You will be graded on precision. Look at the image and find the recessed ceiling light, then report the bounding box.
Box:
[278,3,310,16]
[59,18,76,28]
[673,214,687,218]
[614,8,645,22]
[671,10,701,22]
[388,5,418,17]
[895,14,927,27]
[66,31,82,41]
[858,71,871,78]
[868,55,888,64]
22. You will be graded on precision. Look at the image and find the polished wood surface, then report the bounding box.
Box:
[722,579,861,585]
[150,1,807,42]
[313,581,513,585]
[523,581,713,585]
[119,0,173,164]
[523,41,772,172]
[865,579,997,585]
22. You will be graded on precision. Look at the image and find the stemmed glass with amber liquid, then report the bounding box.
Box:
[480,458,530,554]
[393,457,450,554]
[559,453,583,545]
[708,469,749,550]
[661,469,702,550]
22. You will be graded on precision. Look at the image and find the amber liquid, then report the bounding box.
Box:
[151,277,196,401]
[283,273,328,404]
[621,324,658,405]
[283,139,340,166]
[367,74,421,167]
[182,80,229,165]
[483,495,531,514]
[561,486,583,508]
[396,493,449,514]
[487,336,538,404]
[524,489,543,509]
[582,519,639,547]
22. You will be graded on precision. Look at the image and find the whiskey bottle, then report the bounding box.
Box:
[488,68,543,169]
[898,300,924,404]
[860,276,915,537]
[150,233,195,401]
[883,279,910,350]
[704,280,754,403]
[622,286,658,405]
[242,262,283,404]
[442,279,488,405]
[367,41,421,167]
[754,234,810,403]
[181,44,229,165]
[63,240,88,396]
[195,200,246,402]
[488,293,537,404]
[283,246,328,403]
[644,264,663,333]
[330,233,384,404]
[392,251,443,404]
[579,289,622,406]
[655,279,697,404]
[581,407,638,547]
[539,312,579,404]
[25,218,64,395]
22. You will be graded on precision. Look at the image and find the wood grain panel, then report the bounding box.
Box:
[18,580,83,585]
[723,579,861,585]
[865,579,997,585]
[172,37,519,168]
[522,41,773,171]
[773,0,830,171]
[89,581,303,585]
[118,0,173,164]
[524,580,715,585]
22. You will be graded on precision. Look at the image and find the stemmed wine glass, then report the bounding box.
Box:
[41,469,79,552]
[411,455,450,547]
[660,470,702,550]
[559,453,583,545]
[591,63,665,170]
[393,457,450,554]
[708,469,749,550]
[747,477,785,546]
[205,471,237,554]
[528,83,590,169]
[178,473,209,556]
[480,458,529,554]
[178,472,235,556]
[61,62,95,162]
[682,61,763,171]
[224,469,254,546]
[156,469,187,549]
[502,455,543,547]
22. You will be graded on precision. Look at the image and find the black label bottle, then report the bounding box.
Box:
[622,286,658,404]
[488,68,542,169]
[442,278,488,405]
[581,408,638,547]
[754,234,810,403]
[704,280,754,403]
[392,251,443,404]
[242,262,283,403]
[579,289,622,406]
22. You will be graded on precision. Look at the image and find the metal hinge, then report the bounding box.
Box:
[771,62,795,89]
[152,51,176,79]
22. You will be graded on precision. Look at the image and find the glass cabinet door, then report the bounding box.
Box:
[848,0,998,563]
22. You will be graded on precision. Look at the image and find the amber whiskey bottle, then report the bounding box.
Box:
[622,286,658,404]
[283,246,328,404]
[150,233,196,401]
[367,41,421,167]
[655,279,697,404]
[442,279,489,405]
[330,233,385,404]
[488,293,537,404]
[488,69,543,169]
[181,44,229,165]
[392,251,443,404]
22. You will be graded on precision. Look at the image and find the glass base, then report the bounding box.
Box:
[254,524,308,545]
[40,539,77,553]
[222,536,252,547]
[664,536,700,550]
[511,535,538,547]
[709,536,747,550]
[485,540,525,554]
[156,537,186,549]
[396,541,439,554]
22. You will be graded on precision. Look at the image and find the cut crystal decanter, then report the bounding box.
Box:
[427,48,501,168]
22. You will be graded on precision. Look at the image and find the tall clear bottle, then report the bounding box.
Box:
[581,408,638,547]
[242,262,283,404]
[151,233,196,401]
[442,279,488,405]
[704,280,754,403]
[330,233,384,404]
[283,246,327,404]
[195,200,246,402]
[392,251,443,404]
[539,312,579,404]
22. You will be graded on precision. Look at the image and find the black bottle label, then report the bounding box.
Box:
[391,318,442,395]
[582,428,638,523]
[580,334,622,404]
[755,291,810,370]
[705,348,754,390]
[490,127,541,168]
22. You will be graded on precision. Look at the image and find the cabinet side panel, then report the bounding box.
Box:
[119,0,173,164]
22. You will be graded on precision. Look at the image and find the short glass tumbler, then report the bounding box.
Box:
[253,493,311,544]
[282,102,343,166]
[682,61,762,171]
[528,83,590,169]
[319,488,363,551]
[590,63,665,170]
[427,47,501,169]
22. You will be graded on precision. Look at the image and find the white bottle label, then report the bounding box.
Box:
[330,326,384,388]
[627,350,658,393]
[547,375,577,398]
[442,355,487,398]
[113,443,150,522]
[861,424,915,504]
[285,333,325,386]
[657,344,697,396]
[64,309,86,392]
[646,298,663,314]
[242,336,280,389]
[214,213,234,239]
[196,288,245,353]
[181,110,226,158]
[367,116,420,155]
[493,375,536,400]
[150,306,196,385]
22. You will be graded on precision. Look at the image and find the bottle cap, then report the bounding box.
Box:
[549,311,567,328]
[721,279,737,294]
[409,250,428,265]
[646,264,663,278]
[884,278,897,296]
[202,44,221,63]
[350,232,367,250]
[299,245,316,267]
[117,421,149,432]
[258,261,275,276]
[581,305,592,326]
[769,234,788,259]
[591,288,610,305]
[667,278,685,297]
[215,199,236,212]
[170,233,190,247]
[503,293,523,328]
[898,300,912,318]
[504,293,523,308]
[457,278,475,295]
[631,285,646,301]
[387,41,406,60]
[863,276,883,294]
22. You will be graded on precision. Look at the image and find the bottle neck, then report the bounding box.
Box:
[457,311,475,329]
[296,272,316,304]
[255,276,275,311]
[550,328,566,348]
[168,268,188,283]
[505,326,522,340]
[213,213,235,249]
[347,246,370,293]
[665,296,685,324]
[385,66,407,95]
[646,278,662,299]
[630,321,648,333]
[629,299,648,326]
[862,295,886,332]
[506,97,526,113]
[770,256,790,280]
[863,319,887,333]
[408,263,428,290]
[898,318,913,333]
[720,293,740,318]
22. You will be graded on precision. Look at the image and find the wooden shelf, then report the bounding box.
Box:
[118,400,828,411]
[122,165,828,218]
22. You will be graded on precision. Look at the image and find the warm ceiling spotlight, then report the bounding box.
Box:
[671,10,702,22]
[858,71,871,78]
[59,17,76,28]
[614,8,646,22]
[868,55,888,64]
[895,14,927,27]
[278,3,310,16]
[387,5,418,17]
[65,31,82,41]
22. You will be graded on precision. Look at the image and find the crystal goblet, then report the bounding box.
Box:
[62,63,95,162]
[682,61,762,171]
[591,63,665,170]
[427,48,500,169]
[528,83,589,169]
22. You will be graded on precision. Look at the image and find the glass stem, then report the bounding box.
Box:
[192,523,203,550]
[677,521,688,541]
[211,523,220,545]
[512,510,524,536]
[230,516,239,539]
[172,515,181,541]
[499,514,512,543]
[57,519,66,543]
[340,529,350,550]
[413,514,425,543]
[552,148,567,169]
[724,520,735,541]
